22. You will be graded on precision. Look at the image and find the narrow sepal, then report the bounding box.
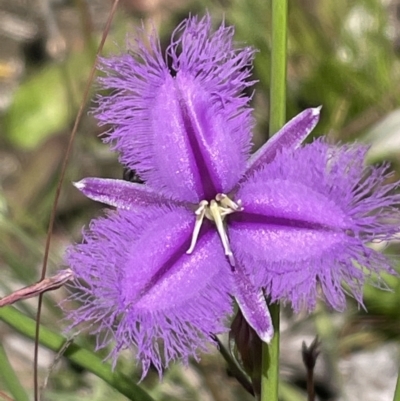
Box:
[240,107,321,184]
[233,266,273,343]
[74,177,182,210]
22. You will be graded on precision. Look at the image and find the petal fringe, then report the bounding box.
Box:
[94,15,255,202]
[232,139,400,311]
[64,205,232,376]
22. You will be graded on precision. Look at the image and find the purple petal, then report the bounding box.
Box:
[74,177,182,210]
[94,15,255,203]
[232,266,273,343]
[230,139,399,311]
[239,107,321,184]
[64,205,232,376]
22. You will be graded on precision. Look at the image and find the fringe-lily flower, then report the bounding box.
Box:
[65,15,400,376]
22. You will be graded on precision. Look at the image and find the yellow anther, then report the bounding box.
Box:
[195,200,209,215]
[216,193,243,212]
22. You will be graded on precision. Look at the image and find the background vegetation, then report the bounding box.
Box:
[0,0,399,400]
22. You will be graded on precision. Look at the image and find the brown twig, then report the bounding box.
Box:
[0,391,14,401]
[33,1,120,400]
[0,270,73,307]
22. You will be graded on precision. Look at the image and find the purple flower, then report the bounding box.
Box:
[65,15,400,376]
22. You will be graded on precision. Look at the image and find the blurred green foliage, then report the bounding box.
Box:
[4,52,92,149]
[0,0,399,400]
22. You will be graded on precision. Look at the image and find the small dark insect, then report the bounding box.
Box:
[122,167,144,184]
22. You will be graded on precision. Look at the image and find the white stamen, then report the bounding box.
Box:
[186,194,242,266]
[186,201,208,254]
[209,200,234,264]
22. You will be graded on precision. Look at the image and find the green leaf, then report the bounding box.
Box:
[0,342,29,401]
[0,306,155,401]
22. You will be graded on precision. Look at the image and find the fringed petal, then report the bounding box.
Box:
[94,15,255,202]
[64,205,232,376]
[230,139,400,311]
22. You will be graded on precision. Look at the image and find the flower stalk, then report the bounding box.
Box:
[261,0,288,400]
[394,367,400,401]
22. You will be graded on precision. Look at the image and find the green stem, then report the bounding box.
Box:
[394,365,400,401]
[269,0,288,136]
[261,304,281,401]
[261,0,287,400]
[0,306,155,401]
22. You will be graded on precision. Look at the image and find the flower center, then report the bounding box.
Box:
[186,193,243,266]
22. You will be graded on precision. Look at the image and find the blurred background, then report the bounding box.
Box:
[0,0,399,400]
